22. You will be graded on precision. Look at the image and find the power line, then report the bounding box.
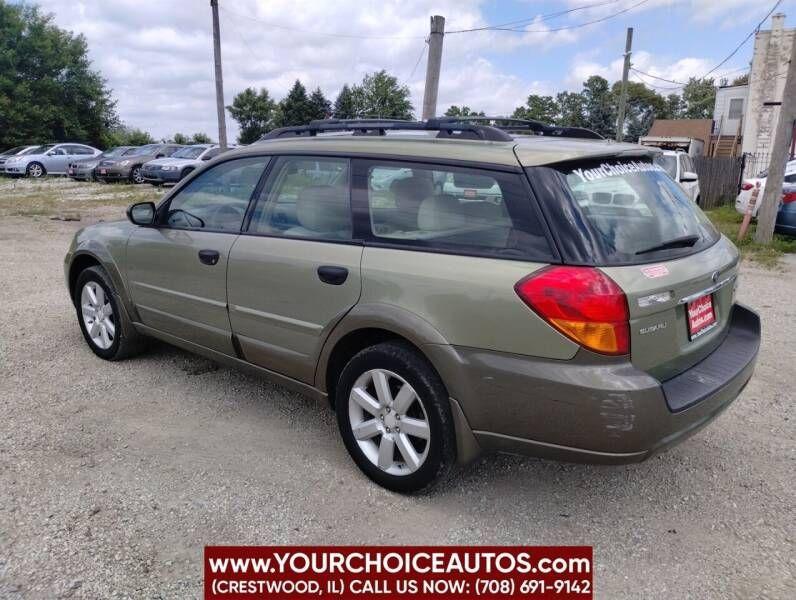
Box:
[449,0,650,34]
[407,40,428,82]
[446,0,620,34]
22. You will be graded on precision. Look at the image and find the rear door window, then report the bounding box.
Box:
[528,159,720,265]
[355,160,554,261]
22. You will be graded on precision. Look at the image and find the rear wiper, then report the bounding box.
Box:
[635,234,699,255]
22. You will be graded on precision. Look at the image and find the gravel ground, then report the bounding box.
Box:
[0,189,794,599]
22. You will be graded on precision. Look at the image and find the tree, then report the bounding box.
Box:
[681,77,716,119]
[333,85,357,119]
[556,91,586,128]
[0,2,119,148]
[351,70,413,119]
[611,81,666,141]
[172,132,189,144]
[274,80,314,127]
[731,73,750,86]
[582,76,615,138]
[105,127,154,147]
[663,93,683,120]
[512,95,558,123]
[444,105,485,117]
[226,87,276,144]
[190,132,212,144]
[308,87,332,121]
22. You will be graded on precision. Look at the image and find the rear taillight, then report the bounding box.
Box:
[515,266,630,356]
[783,191,796,204]
[741,181,754,191]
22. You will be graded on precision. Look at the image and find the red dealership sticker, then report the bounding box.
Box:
[204,546,593,599]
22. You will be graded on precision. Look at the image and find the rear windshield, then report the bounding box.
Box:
[172,145,207,159]
[532,159,720,265]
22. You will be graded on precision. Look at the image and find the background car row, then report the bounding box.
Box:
[736,159,796,236]
[0,142,235,186]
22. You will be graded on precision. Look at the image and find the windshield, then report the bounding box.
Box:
[27,144,55,154]
[538,159,719,265]
[653,155,677,179]
[134,144,161,155]
[19,146,40,155]
[1,146,25,156]
[171,145,207,159]
[104,146,131,158]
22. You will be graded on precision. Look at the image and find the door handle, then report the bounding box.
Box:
[317,265,348,285]
[198,249,220,265]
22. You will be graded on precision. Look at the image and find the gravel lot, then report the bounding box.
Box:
[0,180,794,599]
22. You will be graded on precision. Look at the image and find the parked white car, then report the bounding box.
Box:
[735,159,796,217]
[653,150,700,204]
[3,143,101,177]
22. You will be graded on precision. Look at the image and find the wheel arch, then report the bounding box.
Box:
[67,248,136,319]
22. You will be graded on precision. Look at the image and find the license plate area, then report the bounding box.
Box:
[687,293,716,340]
[99,169,107,174]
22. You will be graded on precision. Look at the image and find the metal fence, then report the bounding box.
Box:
[742,152,772,179]
[693,156,744,209]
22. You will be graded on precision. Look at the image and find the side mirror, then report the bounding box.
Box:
[202,155,212,160]
[127,202,156,226]
[681,171,698,183]
[155,153,165,158]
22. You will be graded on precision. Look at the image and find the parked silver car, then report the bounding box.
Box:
[0,145,41,173]
[141,144,231,185]
[3,143,101,177]
[67,146,140,182]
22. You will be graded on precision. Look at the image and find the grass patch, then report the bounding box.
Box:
[0,176,164,218]
[704,204,796,268]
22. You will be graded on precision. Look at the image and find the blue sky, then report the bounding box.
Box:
[20,0,796,139]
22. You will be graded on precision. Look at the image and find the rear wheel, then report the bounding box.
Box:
[74,266,146,360]
[26,162,45,178]
[335,342,456,493]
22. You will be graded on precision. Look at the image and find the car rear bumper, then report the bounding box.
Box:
[95,167,131,180]
[427,303,760,464]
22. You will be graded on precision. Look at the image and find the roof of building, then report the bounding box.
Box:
[647,119,713,144]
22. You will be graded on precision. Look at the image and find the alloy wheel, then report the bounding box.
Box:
[80,281,115,350]
[131,167,144,184]
[28,163,43,178]
[348,369,431,476]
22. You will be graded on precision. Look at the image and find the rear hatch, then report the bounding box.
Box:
[527,157,738,381]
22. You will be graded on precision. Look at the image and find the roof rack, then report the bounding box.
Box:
[259,118,514,142]
[450,117,604,140]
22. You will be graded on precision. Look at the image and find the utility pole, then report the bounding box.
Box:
[615,27,633,142]
[210,0,228,149]
[755,37,796,244]
[422,15,445,121]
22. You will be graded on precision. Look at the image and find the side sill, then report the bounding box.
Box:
[133,322,327,403]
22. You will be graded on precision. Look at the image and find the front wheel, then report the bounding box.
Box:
[26,162,46,178]
[74,266,146,360]
[335,342,456,493]
[129,166,144,184]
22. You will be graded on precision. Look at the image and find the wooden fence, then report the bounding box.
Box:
[693,156,744,209]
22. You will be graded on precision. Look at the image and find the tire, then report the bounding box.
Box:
[26,162,46,178]
[74,266,146,360]
[335,341,456,493]
[129,166,144,184]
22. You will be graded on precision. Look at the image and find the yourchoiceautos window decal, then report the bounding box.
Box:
[571,161,666,183]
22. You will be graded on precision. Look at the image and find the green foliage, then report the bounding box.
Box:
[611,81,666,141]
[556,92,587,128]
[190,132,212,144]
[226,87,277,144]
[0,2,119,149]
[731,73,750,86]
[105,127,154,147]
[582,75,615,138]
[704,205,796,268]
[663,93,683,120]
[512,95,558,123]
[681,77,716,120]
[274,80,314,127]
[308,87,331,121]
[444,105,485,117]
[333,85,357,119]
[351,70,413,119]
[172,132,189,145]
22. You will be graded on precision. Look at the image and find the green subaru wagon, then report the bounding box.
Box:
[64,118,761,492]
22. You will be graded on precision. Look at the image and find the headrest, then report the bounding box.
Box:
[390,177,434,207]
[418,195,466,231]
[296,185,351,233]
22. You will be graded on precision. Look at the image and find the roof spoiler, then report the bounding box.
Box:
[259,118,514,142]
